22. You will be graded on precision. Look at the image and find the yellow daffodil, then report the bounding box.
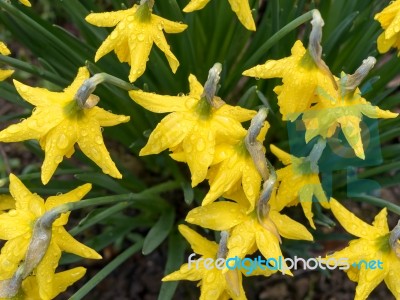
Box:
[270,144,329,229]
[163,225,274,299]
[0,174,101,299]
[0,42,14,81]
[183,0,256,31]
[14,267,86,300]
[185,200,313,275]
[18,0,31,6]
[0,195,14,214]
[201,122,269,212]
[0,67,130,184]
[243,40,333,121]
[375,0,400,54]
[129,74,255,186]
[324,198,400,300]
[302,72,398,160]
[86,2,187,82]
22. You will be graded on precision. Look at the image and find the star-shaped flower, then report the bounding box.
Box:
[375,0,400,54]
[86,2,187,82]
[185,200,313,274]
[162,225,274,299]
[17,267,86,300]
[302,73,398,160]
[270,144,329,229]
[200,122,269,212]
[0,174,101,299]
[243,40,334,121]
[129,74,256,186]
[183,0,256,31]
[0,67,130,184]
[0,42,14,81]
[324,198,400,300]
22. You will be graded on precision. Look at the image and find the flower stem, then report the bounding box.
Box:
[352,195,400,215]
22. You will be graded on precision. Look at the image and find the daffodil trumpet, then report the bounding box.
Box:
[75,72,137,109]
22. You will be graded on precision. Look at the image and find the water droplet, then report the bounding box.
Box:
[196,139,205,151]
[95,136,103,145]
[57,134,69,149]
[138,33,145,41]
[81,130,88,137]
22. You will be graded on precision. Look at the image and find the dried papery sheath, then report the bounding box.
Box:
[217,231,229,259]
[0,266,23,298]
[308,10,336,88]
[307,138,326,173]
[245,107,269,181]
[140,0,154,8]
[22,208,63,278]
[201,63,223,107]
[390,220,400,259]
[341,57,376,94]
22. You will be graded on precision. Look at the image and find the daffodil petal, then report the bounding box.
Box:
[63,67,90,98]
[36,241,62,300]
[88,107,130,127]
[54,227,102,259]
[162,263,203,281]
[269,210,313,240]
[372,208,389,233]
[128,31,153,82]
[227,220,257,260]
[183,0,211,12]
[354,266,387,300]
[270,145,294,165]
[199,272,226,300]
[242,160,261,213]
[0,236,30,280]
[186,202,247,230]
[330,198,381,239]
[85,9,135,27]
[41,119,78,184]
[227,0,256,31]
[188,74,204,97]
[384,252,400,299]
[50,267,87,298]
[140,112,194,155]
[77,121,122,179]
[299,184,316,229]
[183,125,215,187]
[0,70,14,81]
[14,80,64,107]
[129,90,189,113]
[152,28,181,73]
[153,15,188,33]
[0,210,32,240]
[178,224,218,258]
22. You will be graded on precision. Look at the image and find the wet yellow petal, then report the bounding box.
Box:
[178,224,218,258]
[88,107,130,127]
[183,124,215,187]
[270,145,294,165]
[185,202,247,230]
[227,0,255,31]
[384,252,400,299]
[372,208,389,233]
[153,15,188,33]
[46,183,92,226]
[269,210,313,240]
[41,119,78,185]
[77,120,122,179]
[63,67,90,98]
[36,241,62,300]
[129,90,189,113]
[53,226,102,259]
[140,112,194,155]
[50,267,87,298]
[241,160,261,213]
[354,266,387,300]
[183,0,211,12]
[0,70,14,81]
[330,198,381,239]
[128,29,153,82]
[85,8,135,27]
[162,263,203,281]
[14,80,65,107]
[0,236,30,280]
[19,0,31,6]
[227,220,257,260]
[0,210,32,240]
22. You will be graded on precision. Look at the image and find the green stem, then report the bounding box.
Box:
[0,55,68,86]
[352,195,400,216]
[52,180,179,214]
[69,238,143,300]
